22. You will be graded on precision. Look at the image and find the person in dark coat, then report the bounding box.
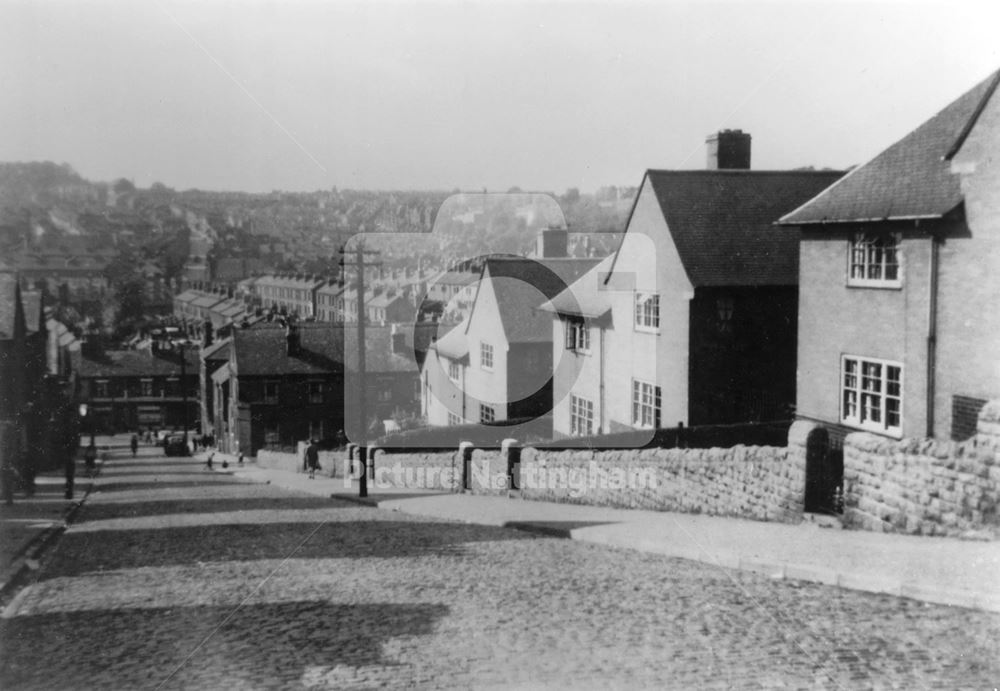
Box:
[306,440,320,479]
[130,434,139,457]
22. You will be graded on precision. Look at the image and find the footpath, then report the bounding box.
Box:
[0,435,131,603]
[202,451,1000,614]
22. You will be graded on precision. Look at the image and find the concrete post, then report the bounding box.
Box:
[502,438,520,490]
[458,441,474,491]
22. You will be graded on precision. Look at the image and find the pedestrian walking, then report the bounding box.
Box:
[306,439,320,479]
[83,442,97,478]
[64,448,75,499]
[130,434,138,457]
[238,451,244,467]
[205,451,214,470]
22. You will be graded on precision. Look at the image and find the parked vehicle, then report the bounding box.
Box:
[164,435,190,457]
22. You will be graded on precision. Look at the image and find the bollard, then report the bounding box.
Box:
[358,446,368,498]
[347,443,357,476]
[501,438,520,491]
[458,441,474,491]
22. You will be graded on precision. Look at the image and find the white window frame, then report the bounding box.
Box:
[847,232,902,288]
[95,379,109,398]
[263,380,279,404]
[447,411,462,426]
[140,378,153,397]
[565,320,590,353]
[570,394,594,437]
[308,380,324,404]
[841,355,903,437]
[480,341,494,371]
[631,379,661,429]
[634,292,660,332]
[448,360,461,381]
[480,404,496,424]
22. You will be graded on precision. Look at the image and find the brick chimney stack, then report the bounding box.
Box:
[706,129,751,170]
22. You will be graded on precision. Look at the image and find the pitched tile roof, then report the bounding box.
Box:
[79,349,200,378]
[230,322,419,376]
[539,254,615,319]
[233,323,344,376]
[479,256,600,343]
[202,338,232,361]
[780,69,1000,226]
[345,325,419,374]
[432,321,469,360]
[642,169,843,286]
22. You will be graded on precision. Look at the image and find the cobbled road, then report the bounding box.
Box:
[1,445,998,690]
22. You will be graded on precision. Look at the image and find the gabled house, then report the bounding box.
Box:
[541,133,843,438]
[423,252,599,427]
[213,323,344,455]
[211,322,421,455]
[778,69,1000,443]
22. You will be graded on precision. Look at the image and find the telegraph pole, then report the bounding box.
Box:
[339,241,380,497]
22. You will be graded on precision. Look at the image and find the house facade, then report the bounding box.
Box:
[423,253,598,427]
[77,346,199,434]
[542,135,842,439]
[211,322,420,455]
[779,69,1000,443]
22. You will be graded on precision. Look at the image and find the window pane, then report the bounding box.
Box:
[843,390,857,418]
[886,398,900,428]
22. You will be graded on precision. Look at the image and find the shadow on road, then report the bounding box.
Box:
[75,496,359,523]
[39,519,537,577]
[0,600,449,689]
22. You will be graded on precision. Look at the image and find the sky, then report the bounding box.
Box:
[1,0,997,193]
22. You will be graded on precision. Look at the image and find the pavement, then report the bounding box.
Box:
[207,450,1000,614]
[0,436,120,604]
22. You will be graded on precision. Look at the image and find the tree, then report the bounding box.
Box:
[112,278,147,340]
[113,178,136,194]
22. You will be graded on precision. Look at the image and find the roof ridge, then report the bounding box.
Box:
[944,67,1000,161]
[645,169,843,176]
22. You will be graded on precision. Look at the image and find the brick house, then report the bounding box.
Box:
[211,323,420,455]
[77,345,199,434]
[422,252,599,427]
[540,134,842,439]
[778,69,1000,446]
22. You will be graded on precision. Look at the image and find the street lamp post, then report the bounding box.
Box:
[180,341,188,446]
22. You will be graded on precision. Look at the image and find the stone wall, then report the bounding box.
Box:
[512,443,803,522]
[367,450,463,491]
[844,406,1000,537]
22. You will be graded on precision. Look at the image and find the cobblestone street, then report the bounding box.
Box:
[1,445,998,689]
